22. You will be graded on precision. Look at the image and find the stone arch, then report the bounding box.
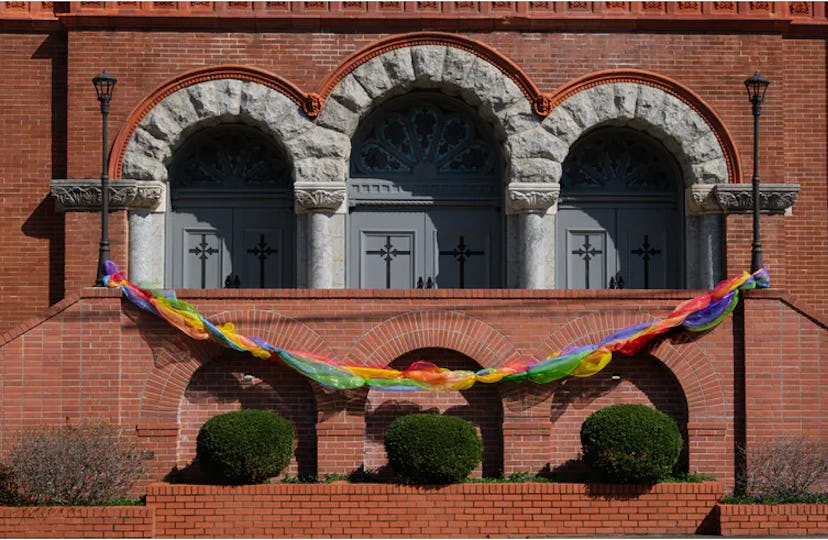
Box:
[111,66,350,287]
[315,33,558,186]
[111,65,346,184]
[346,310,523,369]
[543,69,741,186]
[546,70,738,288]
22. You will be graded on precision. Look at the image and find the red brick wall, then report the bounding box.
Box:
[743,292,828,445]
[0,287,823,491]
[0,23,824,334]
[178,351,319,479]
[718,503,828,536]
[0,31,67,331]
[144,482,724,538]
[5,486,828,538]
[0,506,153,538]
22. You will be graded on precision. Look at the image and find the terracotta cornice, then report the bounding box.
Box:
[109,64,316,179]
[316,31,553,117]
[547,69,743,185]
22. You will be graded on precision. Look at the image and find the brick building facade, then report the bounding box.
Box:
[0,1,826,489]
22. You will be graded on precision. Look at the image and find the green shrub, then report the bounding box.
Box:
[2,422,144,505]
[196,409,294,484]
[581,404,682,484]
[384,414,482,484]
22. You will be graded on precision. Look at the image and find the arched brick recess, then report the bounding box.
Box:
[364,348,504,479]
[543,69,741,186]
[137,309,338,426]
[540,310,732,481]
[316,34,559,186]
[543,310,727,422]
[345,310,522,369]
[539,354,690,478]
[178,350,318,478]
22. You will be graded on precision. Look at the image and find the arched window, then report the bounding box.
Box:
[166,124,294,289]
[556,127,684,289]
[348,93,504,289]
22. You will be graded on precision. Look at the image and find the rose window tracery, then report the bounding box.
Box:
[354,102,495,176]
[561,127,678,194]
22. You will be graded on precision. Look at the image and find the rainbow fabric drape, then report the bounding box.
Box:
[104,261,769,392]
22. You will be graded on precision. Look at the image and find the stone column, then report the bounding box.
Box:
[295,182,345,289]
[506,182,560,289]
[686,185,725,290]
[686,183,799,289]
[50,178,166,286]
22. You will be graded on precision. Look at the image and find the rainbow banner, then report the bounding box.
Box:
[104,261,769,392]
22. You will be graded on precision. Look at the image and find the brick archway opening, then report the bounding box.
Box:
[364,347,504,479]
[177,350,318,481]
[545,353,689,479]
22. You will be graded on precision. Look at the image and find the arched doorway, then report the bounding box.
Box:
[347,93,504,289]
[179,350,318,479]
[364,348,504,478]
[165,123,295,289]
[556,127,684,289]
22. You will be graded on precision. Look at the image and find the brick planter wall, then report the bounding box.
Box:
[0,506,153,538]
[0,482,723,538]
[718,503,828,536]
[144,482,724,538]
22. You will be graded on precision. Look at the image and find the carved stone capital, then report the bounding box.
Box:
[50,179,165,212]
[294,182,346,213]
[686,184,719,215]
[713,183,800,215]
[506,182,560,214]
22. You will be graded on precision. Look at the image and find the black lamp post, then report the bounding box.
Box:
[93,70,117,286]
[744,71,770,274]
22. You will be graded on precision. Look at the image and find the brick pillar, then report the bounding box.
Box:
[314,389,367,475]
[501,385,551,475]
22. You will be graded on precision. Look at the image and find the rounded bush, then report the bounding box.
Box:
[580,404,682,484]
[384,414,482,484]
[196,409,294,484]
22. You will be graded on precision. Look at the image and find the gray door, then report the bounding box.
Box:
[348,208,499,289]
[171,209,233,289]
[166,123,295,289]
[169,207,290,289]
[557,126,684,290]
[431,208,498,289]
[557,207,678,289]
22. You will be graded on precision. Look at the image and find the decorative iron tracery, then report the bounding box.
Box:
[171,124,291,189]
[560,127,679,194]
[353,101,496,176]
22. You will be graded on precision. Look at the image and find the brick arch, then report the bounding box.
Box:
[111,65,349,185]
[137,309,339,425]
[345,310,522,370]
[543,310,727,425]
[543,69,741,186]
[315,32,559,185]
